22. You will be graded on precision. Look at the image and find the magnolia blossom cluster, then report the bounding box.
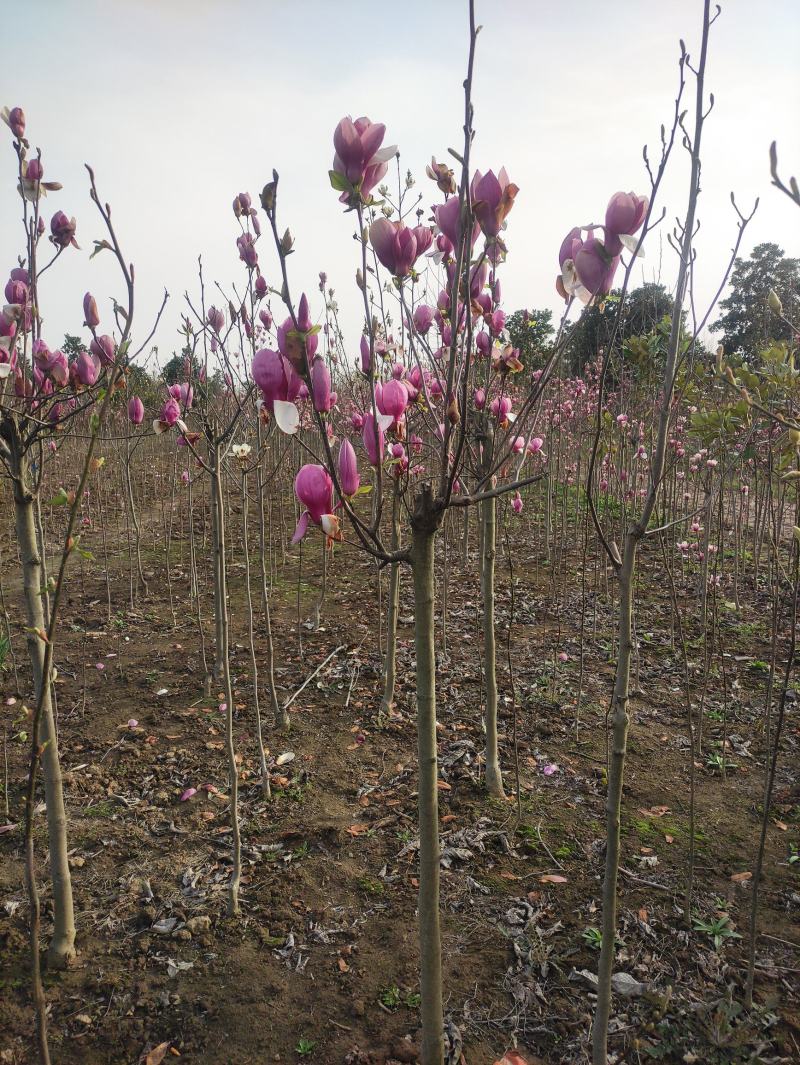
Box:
[556,191,648,304]
[2,269,118,422]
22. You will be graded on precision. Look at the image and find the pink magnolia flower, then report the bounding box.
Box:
[604,191,648,253]
[390,441,408,477]
[75,352,101,387]
[476,331,491,358]
[90,335,115,366]
[412,304,434,334]
[128,396,144,424]
[359,334,372,376]
[292,464,335,543]
[338,438,360,497]
[362,413,386,466]
[378,378,408,427]
[511,491,523,514]
[311,355,336,412]
[574,237,620,298]
[153,397,181,435]
[83,292,100,329]
[332,115,396,203]
[207,306,225,333]
[237,233,258,269]
[490,395,513,427]
[470,168,519,238]
[2,106,25,139]
[434,196,480,251]
[50,210,78,250]
[252,347,302,410]
[369,219,429,278]
[48,350,69,387]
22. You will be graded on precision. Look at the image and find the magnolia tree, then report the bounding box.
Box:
[233,11,651,1057]
[0,104,145,1061]
[147,194,300,915]
[562,4,760,1060]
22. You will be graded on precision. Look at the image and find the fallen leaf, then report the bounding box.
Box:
[731,871,752,883]
[347,824,369,836]
[539,874,568,884]
[143,1042,171,1065]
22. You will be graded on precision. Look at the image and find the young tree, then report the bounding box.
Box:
[1,103,144,1062]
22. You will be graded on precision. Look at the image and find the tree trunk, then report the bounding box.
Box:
[211,457,241,915]
[481,493,504,797]
[210,463,226,684]
[411,514,444,1065]
[12,447,76,968]
[380,480,401,722]
[256,426,287,731]
[591,531,636,1063]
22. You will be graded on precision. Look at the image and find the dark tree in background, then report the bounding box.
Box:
[712,242,799,357]
[505,307,555,372]
[562,282,677,375]
[162,352,190,385]
[62,334,88,359]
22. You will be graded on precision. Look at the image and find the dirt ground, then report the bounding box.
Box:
[1,498,799,1065]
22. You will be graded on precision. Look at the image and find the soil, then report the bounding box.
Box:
[1,494,799,1065]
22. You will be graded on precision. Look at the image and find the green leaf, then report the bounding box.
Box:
[49,488,69,507]
[355,484,373,495]
[90,239,113,260]
[328,170,352,194]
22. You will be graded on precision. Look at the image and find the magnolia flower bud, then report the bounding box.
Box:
[83,292,100,329]
[768,289,783,315]
[4,106,25,139]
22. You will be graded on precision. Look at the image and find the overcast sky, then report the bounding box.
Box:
[5,0,799,369]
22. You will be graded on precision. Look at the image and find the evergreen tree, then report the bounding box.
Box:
[712,242,799,357]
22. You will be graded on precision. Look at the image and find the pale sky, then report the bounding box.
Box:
[5,0,799,368]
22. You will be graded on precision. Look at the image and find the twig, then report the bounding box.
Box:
[283,645,346,710]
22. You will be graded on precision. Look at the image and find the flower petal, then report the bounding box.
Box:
[273,399,300,435]
[618,232,645,258]
[371,144,398,164]
[291,510,310,544]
